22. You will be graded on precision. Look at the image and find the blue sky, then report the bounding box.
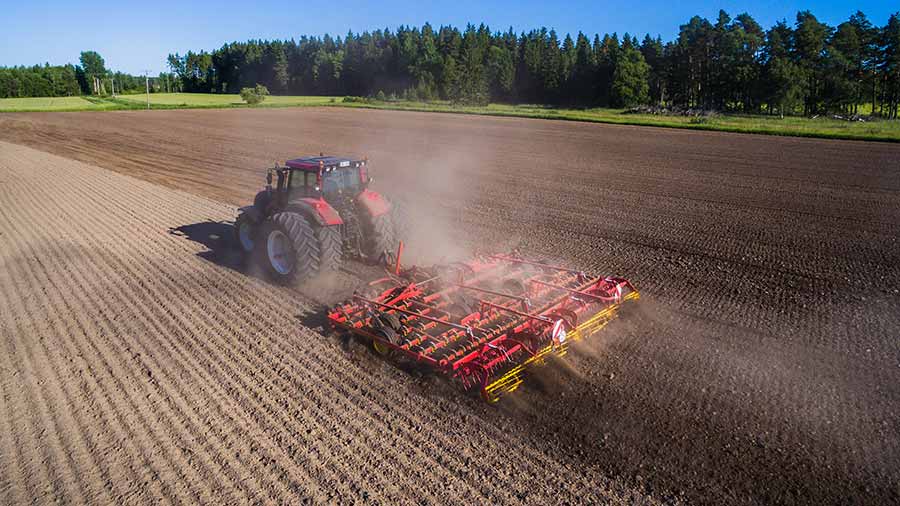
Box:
[1,1,896,75]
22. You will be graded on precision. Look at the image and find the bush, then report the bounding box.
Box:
[453,91,489,107]
[417,83,435,102]
[240,84,269,105]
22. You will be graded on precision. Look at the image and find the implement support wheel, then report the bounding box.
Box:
[372,327,397,356]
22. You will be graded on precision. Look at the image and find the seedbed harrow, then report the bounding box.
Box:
[328,250,639,402]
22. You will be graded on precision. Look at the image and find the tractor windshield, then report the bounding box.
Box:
[322,167,361,196]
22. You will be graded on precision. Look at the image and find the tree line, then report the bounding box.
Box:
[3,10,899,118]
[0,51,171,99]
[167,10,900,117]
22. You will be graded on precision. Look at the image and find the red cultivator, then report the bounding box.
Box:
[327,250,639,402]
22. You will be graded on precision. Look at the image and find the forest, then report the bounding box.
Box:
[165,10,900,117]
[3,10,900,118]
[0,51,164,100]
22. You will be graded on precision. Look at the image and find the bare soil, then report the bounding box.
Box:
[1,108,899,505]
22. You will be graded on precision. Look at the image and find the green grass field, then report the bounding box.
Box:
[339,100,900,143]
[112,93,338,107]
[0,96,121,112]
[2,93,898,142]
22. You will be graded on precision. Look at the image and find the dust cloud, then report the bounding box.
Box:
[353,115,525,266]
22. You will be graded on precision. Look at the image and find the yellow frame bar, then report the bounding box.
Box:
[482,290,640,402]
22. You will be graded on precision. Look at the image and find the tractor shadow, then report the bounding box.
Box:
[169,219,387,311]
[168,220,271,280]
[168,220,370,296]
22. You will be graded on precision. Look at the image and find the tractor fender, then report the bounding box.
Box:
[356,189,392,218]
[238,205,263,223]
[285,198,344,227]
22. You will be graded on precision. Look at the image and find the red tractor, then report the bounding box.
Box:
[234,155,399,283]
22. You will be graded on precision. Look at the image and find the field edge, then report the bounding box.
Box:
[2,94,897,143]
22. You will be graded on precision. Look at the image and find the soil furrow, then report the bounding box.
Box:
[0,242,90,503]
[0,250,119,505]
[0,183,179,502]
[2,104,898,506]
[0,175,194,506]
[5,174,273,505]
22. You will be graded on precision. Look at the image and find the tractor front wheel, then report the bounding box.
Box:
[234,212,257,254]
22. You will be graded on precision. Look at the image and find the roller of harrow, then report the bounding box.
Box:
[327,249,639,403]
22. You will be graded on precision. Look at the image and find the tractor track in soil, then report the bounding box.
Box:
[1,107,899,505]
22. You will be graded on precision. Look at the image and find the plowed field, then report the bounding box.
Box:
[1,108,899,505]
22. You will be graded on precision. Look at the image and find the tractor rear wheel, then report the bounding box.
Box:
[260,212,341,283]
[318,222,343,274]
[360,210,397,264]
[389,198,410,242]
[234,212,257,254]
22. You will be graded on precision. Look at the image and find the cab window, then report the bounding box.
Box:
[322,167,360,195]
[289,171,315,197]
[290,171,307,188]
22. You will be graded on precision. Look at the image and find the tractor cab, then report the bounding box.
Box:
[238,154,396,284]
[276,156,369,202]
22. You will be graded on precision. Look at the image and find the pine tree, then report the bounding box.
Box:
[594,33,619,106]
[847,12,878,114]
[764,20,805,116]
[641,34,665,105]
[794,11,832,114]
[560,33,576,92]
[826,21,862,113]
[881,14,900,118]
[734,13,765,112]
[572,32,595,104]
[273,46,289,94]
[542,29,562,102]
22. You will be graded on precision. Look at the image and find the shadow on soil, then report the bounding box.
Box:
[168,219,388,329]
[168,219,249,272]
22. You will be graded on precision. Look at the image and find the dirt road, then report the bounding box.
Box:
[1,108,899,505]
